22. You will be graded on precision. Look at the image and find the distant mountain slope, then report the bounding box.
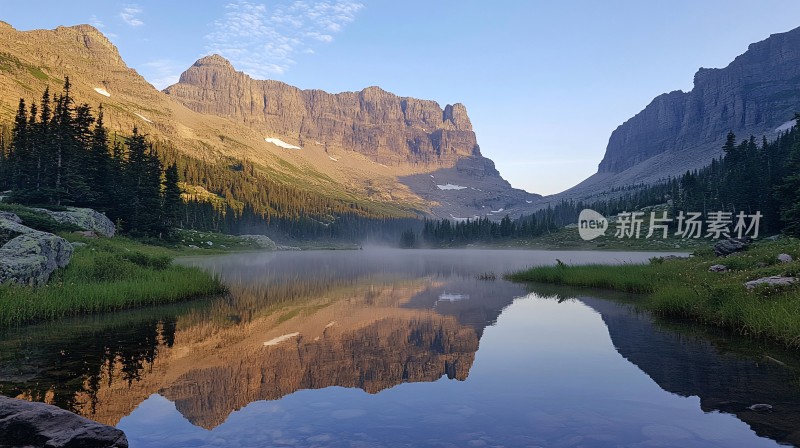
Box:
[554,26,800,203]
[0,22,540,221]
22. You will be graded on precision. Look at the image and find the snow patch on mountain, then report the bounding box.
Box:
[437,184,467,190]
[94,87,110,97]
[133,113,152,123]
[265,137,302,150]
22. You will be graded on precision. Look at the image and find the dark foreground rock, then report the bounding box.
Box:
[0,396,128,448]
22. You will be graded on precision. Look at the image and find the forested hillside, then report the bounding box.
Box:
[0,81,418,241]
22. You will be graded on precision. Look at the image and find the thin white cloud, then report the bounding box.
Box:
[120,5,144,27]
[206,0,363,79]
[89,15,105,28]
[142,59,182,90]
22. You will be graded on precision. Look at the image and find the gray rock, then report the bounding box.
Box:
[32,207,116,237]
[709,264,728,272]
[276,245,302,251]
[0,211,21,224]
[71,242,88,248]
[777,253,793,263]
[744,276,798,289]
[239,234,278,250]
[764,235,782,241]
[0,395,128,448]
[714,238,750,257]
[0,218,73,286]
[188,244,200,249]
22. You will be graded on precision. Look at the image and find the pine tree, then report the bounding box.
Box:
[84,105,111,208]
[162,162,183,233]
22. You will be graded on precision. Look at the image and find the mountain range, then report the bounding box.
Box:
[0,21,537,222]
[1,21,799,220]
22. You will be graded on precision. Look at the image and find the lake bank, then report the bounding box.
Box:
[508,238,800,348]
[0,235,226,326]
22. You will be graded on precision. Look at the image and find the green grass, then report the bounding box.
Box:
[0,236,225,326]
[508,238,800,347]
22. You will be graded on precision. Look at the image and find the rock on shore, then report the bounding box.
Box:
[0,213,73,286]
[0,395,128,447]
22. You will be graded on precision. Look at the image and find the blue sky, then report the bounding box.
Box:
[3,1,800,195]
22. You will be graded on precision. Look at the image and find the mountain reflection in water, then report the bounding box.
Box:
[1,249,798,447]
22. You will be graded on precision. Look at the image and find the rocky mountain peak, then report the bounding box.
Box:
[192,54,235,70]
[594,25,800,178]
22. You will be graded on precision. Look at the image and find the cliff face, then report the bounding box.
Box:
[165,55,480,166]
[597,26,800,175]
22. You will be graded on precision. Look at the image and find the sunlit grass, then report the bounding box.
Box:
[0,236,225,326]
[508,239,800,347]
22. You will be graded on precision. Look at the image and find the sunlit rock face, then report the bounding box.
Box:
[166,55,479,167]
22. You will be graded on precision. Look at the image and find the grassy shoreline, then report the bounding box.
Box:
[507,239,800,347]
[0,235,226,326]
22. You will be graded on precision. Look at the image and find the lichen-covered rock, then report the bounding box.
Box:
[32,207,116,237]
[777,253,793,263]
[239,234,278,250]
[0,395,128,448]
[0,211,22,223]
[0,218,73,286]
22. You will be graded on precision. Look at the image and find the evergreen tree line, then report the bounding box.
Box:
[0,79,185,236]
[418,116,800,245]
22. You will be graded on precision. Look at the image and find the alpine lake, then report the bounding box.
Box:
[2,249,800,447]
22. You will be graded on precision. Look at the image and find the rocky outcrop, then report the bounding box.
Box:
[33,207,116,237]
[0,395,128,448]
[165,55,481,167]
[239,234,277,250]
[598,27,800,175]
[0,216,73,286]
[550,26,800,204]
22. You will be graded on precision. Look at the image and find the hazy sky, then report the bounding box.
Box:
[3,1,800,195]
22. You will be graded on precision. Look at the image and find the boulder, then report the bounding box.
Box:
[745,276,798,289]
[708,264,728,272]
[32,207,115,237]
[0,395,128,448]
[713,237,750,257]
[0,217,73,286]
[777,253,793,263]
[239,234,278,250]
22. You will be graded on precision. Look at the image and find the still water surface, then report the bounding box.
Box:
[2,249,800,447]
